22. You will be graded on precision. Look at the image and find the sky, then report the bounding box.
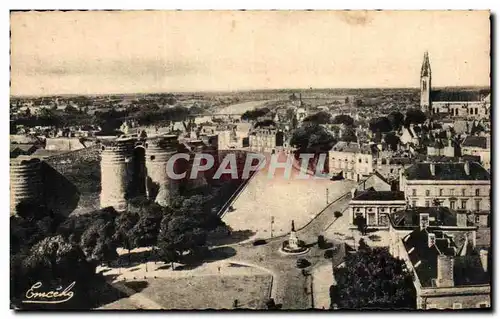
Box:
[10,10,490,96]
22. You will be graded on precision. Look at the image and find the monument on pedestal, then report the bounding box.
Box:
[288,220,299,249]
[280,220,309,254]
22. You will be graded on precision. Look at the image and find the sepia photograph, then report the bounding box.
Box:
[8,9,491,311]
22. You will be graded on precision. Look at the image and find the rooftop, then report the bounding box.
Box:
[431,89,490,102]
[404,162,490,181]
[462,136,488,149]
[352,190,405,201]
[403,229,490,288]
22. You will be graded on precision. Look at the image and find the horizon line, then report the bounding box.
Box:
[10,85,491,98]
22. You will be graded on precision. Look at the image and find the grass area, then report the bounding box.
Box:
[125,274,272,310]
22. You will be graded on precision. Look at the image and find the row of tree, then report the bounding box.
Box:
[10,190,228,309]
[241,107,271,121]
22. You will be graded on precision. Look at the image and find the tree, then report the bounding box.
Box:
[331,247,416,309]
[157,215,208,265]
[354,215,367,235]
[369,117,392,133]
[290,122,335,153]
[303,111,332,125]
[339,127,357,143]
[358,238,369,251]
[332,114,354,126]
[254,119,276,128]
[241,107,271,121]
[384,133,400,151]
[112,212,139,264]
[12,235,99,309]
[80,218,118,265]
[388,111,404,131]
[405,109,427,126]
[129,207,164,260]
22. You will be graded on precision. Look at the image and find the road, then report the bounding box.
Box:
[221,190,352,309]
[222,150,356,241]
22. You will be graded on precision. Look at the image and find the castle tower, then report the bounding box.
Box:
[145,135,179,207]
[420,51,432,113]
[10,157,43,215]
[100,138,136,212]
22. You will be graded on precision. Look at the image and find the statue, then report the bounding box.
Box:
[288,220,299,250]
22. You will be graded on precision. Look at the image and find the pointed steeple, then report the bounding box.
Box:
[421,51,431,77]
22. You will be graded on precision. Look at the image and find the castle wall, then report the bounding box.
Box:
[10,157,43,215]
[100,139,135,212]
[145,135,179,207]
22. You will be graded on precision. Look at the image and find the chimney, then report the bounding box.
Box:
[464,161,470,176]
[436,255,454,287]
[479,249,489,273]
[420,213,430,230]
[430,163,436,176]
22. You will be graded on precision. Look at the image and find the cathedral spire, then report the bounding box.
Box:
[421,51,431,77]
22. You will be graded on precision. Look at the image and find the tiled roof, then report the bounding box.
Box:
[353,190,405,201]
[431,89,490,102]
[404,162,490,181]
[402,228,490,288]
[462,136,488,149]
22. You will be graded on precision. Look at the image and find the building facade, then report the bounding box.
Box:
[328,142,375,181]
[400,161,490,212]
[349,190,406,228]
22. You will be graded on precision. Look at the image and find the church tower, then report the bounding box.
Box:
[420,51,432,113]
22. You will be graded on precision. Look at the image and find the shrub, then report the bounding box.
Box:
[334,211,343,218]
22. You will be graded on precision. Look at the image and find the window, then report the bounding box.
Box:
[475,199,481,211]
[475,215,481,224]
[453,303,462,309]
[450,200,456,210]
[462,189,466,196]
[439,189,443,196]
[359,158,362,163]
[477,302,489,308]
[412,200,417,207]
[461,200,468,210]
[476,189,480,196]
[412,189,417,196]
[378,214,388,226]
[367,213,376,225]
[450,189,455,196]
[425,190,430,196]
[425,201,430,207]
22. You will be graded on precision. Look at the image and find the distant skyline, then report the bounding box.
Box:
[10,11,490,96]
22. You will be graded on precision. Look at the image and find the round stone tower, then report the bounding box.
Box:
[100,138,135,212]
[145,135,179,207]
[10,156,43,216]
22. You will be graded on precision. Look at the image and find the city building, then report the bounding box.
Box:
[328,141,375,181]
[393,225,490,309]
[349,190,406,228]
[248,127,284,153]
[460,135,491,171]
[420,52,491,118]
[388,206,477,257]
[400,161,490,212]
